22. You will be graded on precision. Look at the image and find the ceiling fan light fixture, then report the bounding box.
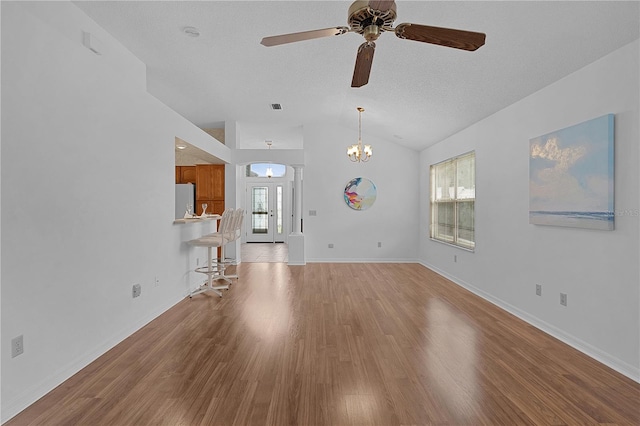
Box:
[363,24,381,41]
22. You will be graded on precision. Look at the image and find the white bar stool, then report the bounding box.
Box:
[204,208,244,281]
[188,208,234,298]
[217,208,244,280]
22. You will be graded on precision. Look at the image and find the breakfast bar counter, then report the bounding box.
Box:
[173,214,221,224]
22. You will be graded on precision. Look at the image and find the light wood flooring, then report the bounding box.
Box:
[7,263,639,425]
[241,243,288,263]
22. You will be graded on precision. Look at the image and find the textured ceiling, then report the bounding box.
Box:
[73,1,639,151]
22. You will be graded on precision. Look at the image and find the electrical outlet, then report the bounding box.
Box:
[328,243,334,249]
[154,276,160,287]
[196,258,200,266]
[132,283,141,298]
[11,335,24,358]
[309,210,317,216]
[560,293,567,306]
[454,255,457,263]
[536,284,542,296]
[377,242,382,248]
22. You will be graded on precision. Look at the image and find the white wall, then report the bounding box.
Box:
[231,132,420,263]
[1,2,230,421]
[303,122,420,262]
[419,40,640,380]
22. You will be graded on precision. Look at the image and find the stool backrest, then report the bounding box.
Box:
[218,208,235,237]
[231,209,244,241]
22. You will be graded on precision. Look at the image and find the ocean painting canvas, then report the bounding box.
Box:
[529,114,614,230]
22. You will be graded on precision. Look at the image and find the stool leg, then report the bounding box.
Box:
[206,246,228,294]
[207,246,213,288]
[222,241,239,280]
[217,240,238,283]
[190,246,226,298]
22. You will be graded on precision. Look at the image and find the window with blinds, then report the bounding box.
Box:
[430,151,475,250]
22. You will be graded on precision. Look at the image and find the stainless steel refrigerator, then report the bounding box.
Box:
[175,183,195,219]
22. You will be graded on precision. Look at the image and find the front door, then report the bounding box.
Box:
[246,183,285,243]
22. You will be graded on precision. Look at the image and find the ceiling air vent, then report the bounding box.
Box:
[270,103,282,110]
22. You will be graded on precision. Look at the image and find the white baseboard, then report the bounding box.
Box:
[305,258,419,263]
[419,261,640,383]
[1,294,185,424]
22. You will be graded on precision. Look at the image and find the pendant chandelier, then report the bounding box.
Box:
[266,141,273,178]
[347,107,372,162]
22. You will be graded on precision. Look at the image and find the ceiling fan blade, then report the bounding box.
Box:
[261,26,349,47]
[395,23,485,51]
[351,42,376,88]
[368,1,396,13]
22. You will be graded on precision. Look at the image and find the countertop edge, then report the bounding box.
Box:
[173,215,221,224]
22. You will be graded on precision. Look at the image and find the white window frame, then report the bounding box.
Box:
[430,151,475,251]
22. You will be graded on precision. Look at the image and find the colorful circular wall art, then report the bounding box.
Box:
[344,177,377,210]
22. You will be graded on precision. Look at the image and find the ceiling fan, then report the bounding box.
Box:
[261,0,486,88]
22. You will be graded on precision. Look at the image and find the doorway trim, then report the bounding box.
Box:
[245,181,288,243]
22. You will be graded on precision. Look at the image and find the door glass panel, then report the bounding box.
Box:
[251,187,268,234]
[276,185,283,234]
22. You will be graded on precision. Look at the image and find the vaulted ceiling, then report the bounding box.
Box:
[74,1,639,151]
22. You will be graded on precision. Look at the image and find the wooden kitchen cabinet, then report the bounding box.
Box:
[175,166,196,184]
[181,166,196,184]
[196,164,224,200]
[195,164,225,215]
[195,200,224,216]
